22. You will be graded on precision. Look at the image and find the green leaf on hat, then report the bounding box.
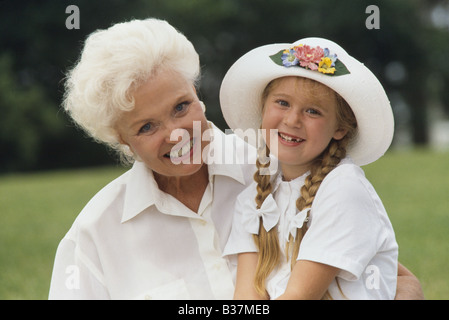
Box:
[332,59,350,76]
[269,50,286,66]
[269,49,350,76]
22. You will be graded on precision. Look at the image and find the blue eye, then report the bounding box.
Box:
[276,100,289,107]
[306,108,321,115]
[139,122,152,134]
[174,101,190,113]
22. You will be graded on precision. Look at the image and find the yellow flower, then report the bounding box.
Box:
[318,57,336,74]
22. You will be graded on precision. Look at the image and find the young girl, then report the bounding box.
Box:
[220,38,398,299]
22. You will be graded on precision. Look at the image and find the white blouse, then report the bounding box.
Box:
[49,124,257,300]
[223,157,398,299]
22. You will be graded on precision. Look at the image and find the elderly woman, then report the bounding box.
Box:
[49,18,422,299]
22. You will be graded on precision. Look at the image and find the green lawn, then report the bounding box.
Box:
[363,149,449,300]
[0,165,127,299]
[0,149,448,299]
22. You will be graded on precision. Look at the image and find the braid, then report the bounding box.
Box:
[285,138,349,300]
[285,138,348,264]
[252,76,357,299]
[299,138,348,211]
[252,144,281,298]
[254,145,272,209]
[287,84,357,267]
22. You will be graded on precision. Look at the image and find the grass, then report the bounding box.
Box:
[0,165,127,299]
[0,149,448,299]
[363,148,449,300]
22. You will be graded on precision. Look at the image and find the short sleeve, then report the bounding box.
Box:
[297,164,388,281]
[222,184,258,257]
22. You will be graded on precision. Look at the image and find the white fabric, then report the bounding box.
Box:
[241,193,280,234]
[223,157,398,300]
[287,208,310,241]
[49,124,257,300]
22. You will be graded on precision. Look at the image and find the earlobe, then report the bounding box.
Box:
[199,101,206,113]
[118,137,135,158]
[122,144,135,157]
[333,128,348,140]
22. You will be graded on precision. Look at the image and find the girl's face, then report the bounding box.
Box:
[116,69,209,178]
[261,77,347,180]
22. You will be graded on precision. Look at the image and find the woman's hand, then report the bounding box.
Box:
[395,262,424,300]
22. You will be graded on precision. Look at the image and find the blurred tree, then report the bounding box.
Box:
[0,0,145,172]
[0,54,63,171]
[426,0,449,116]
[141,0,449,146]
[0,0,447,172]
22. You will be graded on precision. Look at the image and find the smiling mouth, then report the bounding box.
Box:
[278,132,304,143]
[164,138,195,159]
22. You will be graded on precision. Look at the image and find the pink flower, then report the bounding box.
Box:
[293,45,324,71]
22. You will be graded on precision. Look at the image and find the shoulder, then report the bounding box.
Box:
[327,157,365,179]
[235,180,258,206]
[318,158,372,200]
[311,157,385,224]
[64,168,130,241]
[307,158,394,247]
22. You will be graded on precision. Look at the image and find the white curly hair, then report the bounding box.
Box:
[62,18,200,162]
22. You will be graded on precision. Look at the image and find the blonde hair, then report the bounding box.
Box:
[62,18,200,162]
[252,77,357,298]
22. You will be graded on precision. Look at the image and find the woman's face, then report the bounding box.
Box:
[116,69,209,178]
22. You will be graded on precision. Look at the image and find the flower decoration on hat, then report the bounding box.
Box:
[281,48,299,67]
[271,44,350,76]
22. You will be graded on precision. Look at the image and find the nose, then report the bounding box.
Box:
[163,119,190,145]
[166,128,190,145]
[162,119,180,143]
[283,108,302,128]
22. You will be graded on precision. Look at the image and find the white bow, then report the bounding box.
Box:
[287,208,310,241]
[242,194,280,235]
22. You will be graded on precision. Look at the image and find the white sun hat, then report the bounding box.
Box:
[219,37,394,166]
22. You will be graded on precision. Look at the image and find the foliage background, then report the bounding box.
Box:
[0,0,448,299]
[1,0,449,172]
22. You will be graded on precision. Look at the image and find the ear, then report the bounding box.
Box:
[117,136,135,158]
[333,127,348,141]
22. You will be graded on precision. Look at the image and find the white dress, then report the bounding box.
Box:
[223,157,398,299]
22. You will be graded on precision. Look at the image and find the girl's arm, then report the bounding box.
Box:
[276,260,339,300]
[234,252,269,300]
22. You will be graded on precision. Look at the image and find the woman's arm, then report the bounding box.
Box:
[49,238,110,299]
[276,260,339,300]
[395,262,424,300]
[234,252,268,300]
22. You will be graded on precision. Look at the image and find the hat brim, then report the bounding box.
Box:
[219,37,394,166]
